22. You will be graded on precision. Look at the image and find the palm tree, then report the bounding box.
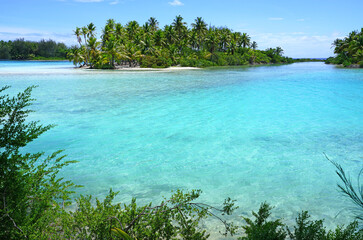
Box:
[227,39,237,55]
[275,47,284,56]
[126,21,139,41]
[191,17,207,50]
[115,23,125,43]
[205,31,218,53]
[124,43,143,67]
[154,30,165,47]
[87,36,100,68]
[240,33,250,48]
[74,27,82,47]
[87,23,96,38]
[172,15,187,45]
[219,29,231,52]
[148,17,159,31]
[104,35,120,68]
[164,25,175,46]
[251,41,258,50]
[81,27,89,46]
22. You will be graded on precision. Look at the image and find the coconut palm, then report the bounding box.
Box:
[172,15,187,44]
[275,46,284,56]
[241,33,251,48]
[126,21,140,41]
[164,25,175,46]
[87,23,96,38]
[191,17,207,50]
[74,27,82,47]
[148,17,159,31]
[205,31,218,53]
[154,30,165,47]
[251,41,258,50]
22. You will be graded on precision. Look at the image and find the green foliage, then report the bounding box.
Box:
[239,204,362,240]
[287,211,326,240]
[68,16,294,69]
[0,86,78,239]
[239,202,286,240]
[326,155,363,224]
[0,38,69,60]
[326,28,363,67]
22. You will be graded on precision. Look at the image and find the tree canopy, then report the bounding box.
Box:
[67,16,293,69]
[0,39,69,60]
[325,28,363,68]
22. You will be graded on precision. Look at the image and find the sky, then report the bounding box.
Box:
[0,0,362,58]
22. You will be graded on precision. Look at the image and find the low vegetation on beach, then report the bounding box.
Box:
[1,86,362,239]
[67,16,294,69]
[325,28,363,68]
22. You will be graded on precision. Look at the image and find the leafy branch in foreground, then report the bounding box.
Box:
[239,203,362,240]
[65,189,238,239]
[324,153,363,223]
[0,86,79,239]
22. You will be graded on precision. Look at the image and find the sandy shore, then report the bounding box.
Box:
[78,65,201,71]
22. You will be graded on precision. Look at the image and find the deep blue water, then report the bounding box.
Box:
[1,61,362,234]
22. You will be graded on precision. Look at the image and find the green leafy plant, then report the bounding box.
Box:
[239,202,286,240]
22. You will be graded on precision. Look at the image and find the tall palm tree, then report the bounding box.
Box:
[240,33,251,48]
[154,30,165,47]
[164,25,175,46]
[74,27,82,47]
[275,47,284,56]
[126,21,139,41]
[206,31,218,53]
[81,27,89,46]
[87,36,100,68]
[191,17,207,50]
[87,23,96,38]
[251,41,258,50]
[148,17,159,31]
[172,15,187,45]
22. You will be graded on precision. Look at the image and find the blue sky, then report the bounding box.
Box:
[1,0,362,57]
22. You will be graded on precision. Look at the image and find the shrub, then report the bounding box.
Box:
[239,202,287,240]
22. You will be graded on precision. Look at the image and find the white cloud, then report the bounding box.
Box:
[110,0,118,4]
[268,17,284,21]
[168,0,184,6]
[297,19,305,22]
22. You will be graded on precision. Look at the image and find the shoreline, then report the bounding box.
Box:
[77,65,202,71]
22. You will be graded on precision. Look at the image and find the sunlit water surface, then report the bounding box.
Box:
[1,61,362,237]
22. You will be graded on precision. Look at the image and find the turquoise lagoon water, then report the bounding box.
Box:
[0,61,362,234]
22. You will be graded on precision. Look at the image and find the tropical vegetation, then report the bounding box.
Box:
[325,28,363,67]
[68,16,294,69]
[0,38,69,60]
[1,86,362,239]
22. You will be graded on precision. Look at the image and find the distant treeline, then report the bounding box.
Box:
[0,39,69,60]
[293,58,325,62]
[68,16,295,69]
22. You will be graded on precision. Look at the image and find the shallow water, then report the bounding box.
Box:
[1,61,362,236]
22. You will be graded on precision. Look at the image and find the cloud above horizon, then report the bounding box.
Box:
[168,0,184,6]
